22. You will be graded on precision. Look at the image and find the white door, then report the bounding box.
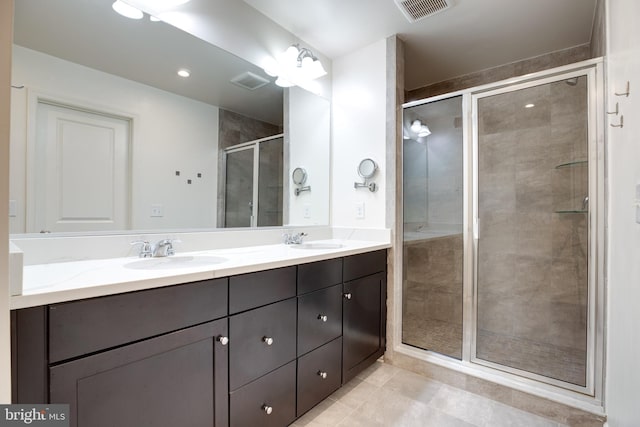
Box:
[32,101,131,232]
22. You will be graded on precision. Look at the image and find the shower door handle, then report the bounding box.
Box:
[473,218,480,240]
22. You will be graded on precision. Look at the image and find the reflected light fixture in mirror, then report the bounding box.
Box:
[112,0,191,20]
[112,1,143,19]
[263,44,326,94]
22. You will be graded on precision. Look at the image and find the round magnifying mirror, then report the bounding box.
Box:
[357,158,378,179]
[292,167,307,185]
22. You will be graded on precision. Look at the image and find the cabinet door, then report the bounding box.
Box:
[50,319,228,427]
[297,284,342,356]
[343,272,386,383]
[229,298,297,390]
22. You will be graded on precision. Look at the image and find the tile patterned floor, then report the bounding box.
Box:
[292,361,573,427]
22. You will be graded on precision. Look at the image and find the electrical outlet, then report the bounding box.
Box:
[355,202,365,219]
[8,200,16,217]
[303,204,311,219]
[151,204,164,217]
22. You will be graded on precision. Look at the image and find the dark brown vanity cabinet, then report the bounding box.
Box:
[12,249,388,427]
[13,278,230,427]
[342,250,387,383]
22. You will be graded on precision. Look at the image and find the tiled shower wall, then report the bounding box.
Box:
[476,77,589,386]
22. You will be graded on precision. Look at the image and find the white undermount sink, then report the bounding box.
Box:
[291,242,345,250]
[124,255,228,270]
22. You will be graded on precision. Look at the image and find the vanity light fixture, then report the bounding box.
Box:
[263,44,327,93]
[112,0,143,19]
[177,69,191,78]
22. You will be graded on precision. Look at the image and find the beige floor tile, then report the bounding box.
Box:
[382,368,443,405]
[428,385,494,426]
[327,378,380,409]
[294,399,354,426]
[356,360,400,387]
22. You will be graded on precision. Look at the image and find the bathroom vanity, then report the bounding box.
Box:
[11,247,387,427]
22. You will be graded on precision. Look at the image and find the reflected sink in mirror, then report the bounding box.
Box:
[291,242,345,250]
[124,255,228,270]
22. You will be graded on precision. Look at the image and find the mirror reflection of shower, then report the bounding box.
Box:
[223,134,284,227]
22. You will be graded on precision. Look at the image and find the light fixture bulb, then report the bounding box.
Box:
[284,45,299,64]
[418,125,431,137]
[525,103,535,108]
[275,77,294,87]
[410,120,422,133]
[112,0,143,19]
[149,15,161,22]
[177,69,190,78]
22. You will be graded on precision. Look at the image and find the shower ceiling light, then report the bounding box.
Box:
[525,103,535,108]
[112,0,143,19]
[177,68,190,77]
[410,120,423,133]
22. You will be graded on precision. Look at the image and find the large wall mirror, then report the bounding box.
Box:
[9,0,330,236]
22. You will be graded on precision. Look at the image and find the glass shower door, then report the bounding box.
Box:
[224,146,255,227]
[402,95,464,359]
[474,75,590,387]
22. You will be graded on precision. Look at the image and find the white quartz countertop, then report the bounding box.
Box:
[11,239,390,309]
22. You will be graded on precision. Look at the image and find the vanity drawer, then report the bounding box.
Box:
[297,258,342,295]
[297,337,342,417]
[229,266,296,314]
[343,249,387,282]
[229,298,296,390]
[49,278,228,363]
[297,284,342,356]
[229,360,296,427]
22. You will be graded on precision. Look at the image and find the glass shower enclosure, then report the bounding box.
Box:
[400,62,603,398]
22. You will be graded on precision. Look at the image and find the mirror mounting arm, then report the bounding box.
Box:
[354,181,377,192]
[295,186,311,196]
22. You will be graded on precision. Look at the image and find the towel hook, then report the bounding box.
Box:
[614,81,630,97]
[610,115,624,129]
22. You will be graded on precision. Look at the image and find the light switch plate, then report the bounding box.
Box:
[8,200,16,217]
[355,202,365,219]
[151,204,164,217]
[303,204,311,219]
[636,183,640,224]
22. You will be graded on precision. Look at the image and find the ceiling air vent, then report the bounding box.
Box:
[230,71,269,90]
[394,0,451,22]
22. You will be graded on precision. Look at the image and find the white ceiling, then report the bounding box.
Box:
[243,0,597,90]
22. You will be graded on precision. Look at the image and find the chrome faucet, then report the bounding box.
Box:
[153,239,178,257]
[283,232,308,245]
[130,240,153,258]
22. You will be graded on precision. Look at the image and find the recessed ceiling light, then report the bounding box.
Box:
[112,0,143,19]
[149,15,161,22]
[525,103,535,108]
[177,69,191,78]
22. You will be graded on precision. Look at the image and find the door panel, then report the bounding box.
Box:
[34,102,130,232]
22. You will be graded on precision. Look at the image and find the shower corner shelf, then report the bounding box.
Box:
[555,160,588,169]
[554,209,588,214]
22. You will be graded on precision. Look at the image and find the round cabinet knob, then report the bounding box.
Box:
[343,292,352,300]
[263,336,274,346]
[217,335,229,346]
[317,314,328,322]
[317,371,328,379]
[262,404,273,415]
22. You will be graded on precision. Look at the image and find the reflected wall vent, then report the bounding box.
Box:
[230,72,269,90]
[394,0,451,22]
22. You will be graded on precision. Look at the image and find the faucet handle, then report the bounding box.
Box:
[130,240,153,258]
